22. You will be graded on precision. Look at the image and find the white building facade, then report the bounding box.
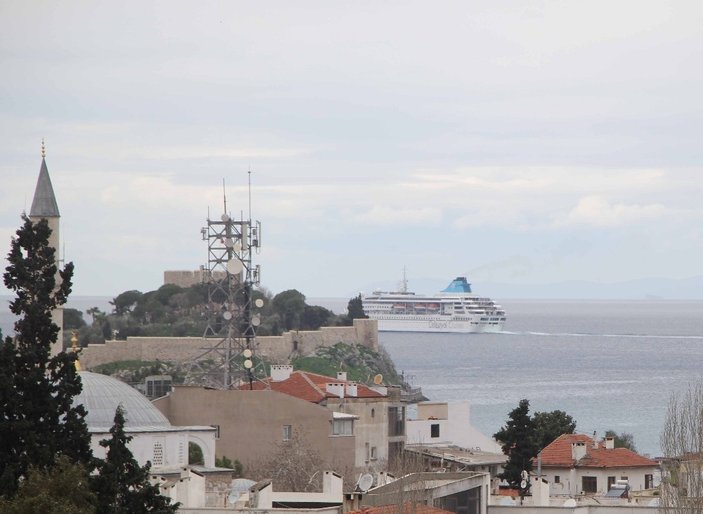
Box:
[406,401,502,454]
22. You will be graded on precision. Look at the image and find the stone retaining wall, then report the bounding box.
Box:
[80,318,378,370]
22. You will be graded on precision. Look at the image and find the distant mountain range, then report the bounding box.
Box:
[358,276,703,300]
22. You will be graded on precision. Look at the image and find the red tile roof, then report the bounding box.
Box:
[348,502,453,514]
[241,370,384,403]
[538,434,657,469]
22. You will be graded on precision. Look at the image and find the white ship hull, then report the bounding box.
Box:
[377,316,505,333]
[362,276,506,334]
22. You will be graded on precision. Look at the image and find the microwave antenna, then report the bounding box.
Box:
[185,173,264,389]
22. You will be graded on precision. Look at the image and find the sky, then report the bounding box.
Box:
[1,1,702,299]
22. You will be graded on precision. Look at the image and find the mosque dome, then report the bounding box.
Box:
[75,371,171,430]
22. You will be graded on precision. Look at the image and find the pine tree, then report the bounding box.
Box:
[493,398,538,490]
[0,215,92,498]
[0,455,96,514]
[94,405,178,514]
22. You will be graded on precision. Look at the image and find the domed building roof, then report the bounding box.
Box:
[75,372,171,430]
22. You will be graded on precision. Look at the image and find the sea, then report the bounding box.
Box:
[1,296,701,457]
[380,299,703,458]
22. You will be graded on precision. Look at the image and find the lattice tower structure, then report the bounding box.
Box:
[185,212,262,389]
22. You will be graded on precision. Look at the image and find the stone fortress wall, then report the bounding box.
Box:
[79,318,378,370]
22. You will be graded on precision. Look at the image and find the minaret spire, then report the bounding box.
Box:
[29,142,63,356]
[30,143,60,218]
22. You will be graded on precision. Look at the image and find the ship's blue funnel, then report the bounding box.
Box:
[441,277,472,293]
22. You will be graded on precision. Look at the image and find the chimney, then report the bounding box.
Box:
[592,432,598,449]
[572,441,587,461]
[337,371,347,382]
[605,436,615,449]
[271,365,293,382]
[346,382,358,397]
[326,382,345,398]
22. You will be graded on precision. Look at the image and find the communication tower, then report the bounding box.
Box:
[186,176,263,389]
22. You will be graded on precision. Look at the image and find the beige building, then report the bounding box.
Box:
[153,366,407,481]
[245,366,407,476]
[153,386,356,476]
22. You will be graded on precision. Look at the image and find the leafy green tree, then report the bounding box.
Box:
[0,215,92,498]
[110,290,143,316]
[494,399,538,490]
[154,284,183,306]
[86,306,106,324]
[301,305,334,330]
[533,410,576,450]
[0,455,96,514]
[93,405,178,513]
[215,456,243,476]
[604,430,637,452]
[64,308,86,330]
[272,289,306,331]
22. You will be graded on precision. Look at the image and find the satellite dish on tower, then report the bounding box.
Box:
[356,473,373,493]
[373,374,383,385]
[227,258,243,274]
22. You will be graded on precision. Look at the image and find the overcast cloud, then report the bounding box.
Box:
[1,1,702,298]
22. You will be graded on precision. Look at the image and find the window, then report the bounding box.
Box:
[554,475,560,484]
[645,474,654,489]
[371,408,375,418]
[620,476,628,481]
[145,376,172,399]
[332,419,353,436]
[388,441,404,469]
[370,446,377,460]
[388,406,405,436]
[283,424,292,441]
[431,423,440,438]
[607,476,616,491]
[153,441,164,467]
[582,476,597,493]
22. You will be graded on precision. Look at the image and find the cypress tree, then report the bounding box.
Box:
[94,405,178,513]
[493,398,538,490]
[0,215,92,497]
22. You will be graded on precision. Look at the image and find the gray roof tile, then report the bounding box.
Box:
[30,158,60,217]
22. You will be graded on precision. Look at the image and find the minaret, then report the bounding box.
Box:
[29,140,64,356]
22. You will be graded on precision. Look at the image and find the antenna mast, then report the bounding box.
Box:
[185,175,264,389]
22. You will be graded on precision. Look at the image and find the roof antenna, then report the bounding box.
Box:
[248,165,252,222]
[222,178,228,215]
[41,138,46,158]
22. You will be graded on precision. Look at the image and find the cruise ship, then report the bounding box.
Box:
[362,276,506,333]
